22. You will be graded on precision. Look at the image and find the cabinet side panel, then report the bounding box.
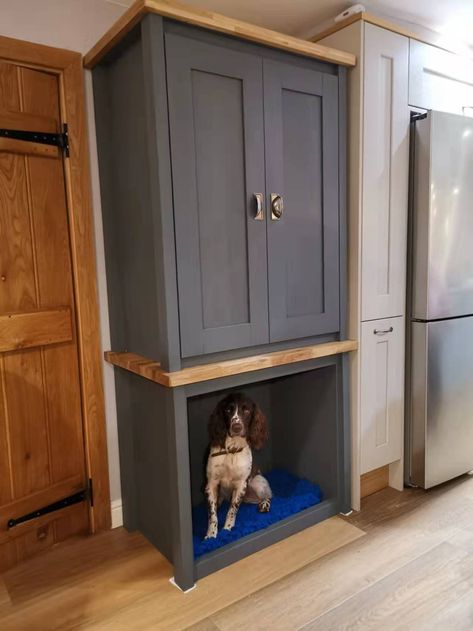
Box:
[114,370,172,560]
[319,23,362,510]
[93,31,160,359]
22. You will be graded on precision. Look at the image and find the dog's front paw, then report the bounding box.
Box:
[258,498,271,513]
[205,523,218,539]
[223,519,235,531]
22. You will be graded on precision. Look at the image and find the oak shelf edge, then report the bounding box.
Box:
[104,339,358,388]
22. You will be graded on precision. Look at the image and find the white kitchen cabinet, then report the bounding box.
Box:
[409,40,473,114]
[361,25,409,321]
[318,20,409,507]
[360,317,404,474]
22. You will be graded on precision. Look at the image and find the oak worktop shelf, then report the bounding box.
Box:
[104,340,358,388]
[84,0,357,69]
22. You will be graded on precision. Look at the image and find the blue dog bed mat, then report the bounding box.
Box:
[192,469,323,558]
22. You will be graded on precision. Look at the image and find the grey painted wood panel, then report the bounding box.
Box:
[93,32,161,360]
[166,33,269,358]
[264,60,340,342]
[141,16,182,371]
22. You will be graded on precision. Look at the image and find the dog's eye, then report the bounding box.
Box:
[242,406,249,414]
[225,407,232,415]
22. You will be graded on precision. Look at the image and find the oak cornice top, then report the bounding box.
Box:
[84,0,357,69]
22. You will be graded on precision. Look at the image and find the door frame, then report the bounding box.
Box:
[0,35,111,532]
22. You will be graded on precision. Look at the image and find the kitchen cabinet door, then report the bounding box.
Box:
[361,25,409,321]
[360,317,404,474]
[166,33,269,357]
[264,59,340,342]
[409,40,473,115]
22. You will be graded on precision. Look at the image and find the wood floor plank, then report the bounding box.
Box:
[0,517,363,631]
[185,618,220,631]
[3,474,473,631]
[301,542,473,630]
[210,478,473,631]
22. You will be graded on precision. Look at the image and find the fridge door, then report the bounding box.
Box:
[412,111,473,320]
[409,316,473,488]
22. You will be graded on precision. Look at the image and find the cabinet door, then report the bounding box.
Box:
[264,60,340,342]
[409,40,473,114]
[166,34,268,357]
[360,317,404,474]
[361,25,409,321]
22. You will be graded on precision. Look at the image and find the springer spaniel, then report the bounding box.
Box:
[204,392,272,539]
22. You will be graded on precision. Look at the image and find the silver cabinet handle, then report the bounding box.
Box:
[271,193,284,220]
[254,193,264,220]
[374,326,393,335]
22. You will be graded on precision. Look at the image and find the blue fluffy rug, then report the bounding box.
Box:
[193,469,323,558]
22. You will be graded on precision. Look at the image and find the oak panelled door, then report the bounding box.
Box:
[0,61,89,569]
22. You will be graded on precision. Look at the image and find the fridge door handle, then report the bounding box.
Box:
[374,326,393,335]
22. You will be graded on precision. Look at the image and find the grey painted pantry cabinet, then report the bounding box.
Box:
[91,7,353,590]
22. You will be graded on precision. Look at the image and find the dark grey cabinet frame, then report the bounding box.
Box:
[93,14,350,590]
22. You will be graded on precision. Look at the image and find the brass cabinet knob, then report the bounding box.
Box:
[254,193,264,220]
[271,194,284,220]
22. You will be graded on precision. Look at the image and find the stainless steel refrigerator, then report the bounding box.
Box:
[406,109,473,489]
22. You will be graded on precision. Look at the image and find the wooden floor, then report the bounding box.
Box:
[3,474,473,630]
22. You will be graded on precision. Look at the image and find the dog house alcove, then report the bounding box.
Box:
[105,344,355,591]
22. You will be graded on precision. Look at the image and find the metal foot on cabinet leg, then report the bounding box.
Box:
[340,510,353,517]
[169,577,197,593]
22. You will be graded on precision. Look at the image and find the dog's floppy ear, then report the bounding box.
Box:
[208,400,227,448]
[248,403,268,450]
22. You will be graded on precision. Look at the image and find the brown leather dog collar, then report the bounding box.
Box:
[211,446,244,458]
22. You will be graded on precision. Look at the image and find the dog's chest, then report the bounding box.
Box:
[207,437,252,488]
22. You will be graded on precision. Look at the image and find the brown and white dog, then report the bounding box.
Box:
[204,392,272,539]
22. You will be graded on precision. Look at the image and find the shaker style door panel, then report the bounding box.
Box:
[361,25,409,321]
[264,60,340,342]
[166,34,269,357]
[409,40,473,115]
[360,317,404,474]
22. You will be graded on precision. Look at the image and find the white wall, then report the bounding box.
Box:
[0,0,129,519]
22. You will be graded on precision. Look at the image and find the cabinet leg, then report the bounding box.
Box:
[166,388,195,592]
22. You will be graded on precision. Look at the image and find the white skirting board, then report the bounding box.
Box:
[111,499,123,528]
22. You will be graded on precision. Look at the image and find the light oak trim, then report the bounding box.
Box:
[0,308,72,353]
[0,35,78,70]
[0,35,111,533]
[311,11,468,56]
[105,340,358,388]
[0,138,58,158]
[0,111,57,133]
[84,0,357,69]
[60,52,111,533]
[360,465,389,499]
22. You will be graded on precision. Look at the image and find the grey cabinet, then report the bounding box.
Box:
[92,10,350,593]
[94,17,345,369]
[166,34,340,357]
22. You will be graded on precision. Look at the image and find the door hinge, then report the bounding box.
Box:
[7,479,92,530]
[410,111,428,122]
[0,122,70,157]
